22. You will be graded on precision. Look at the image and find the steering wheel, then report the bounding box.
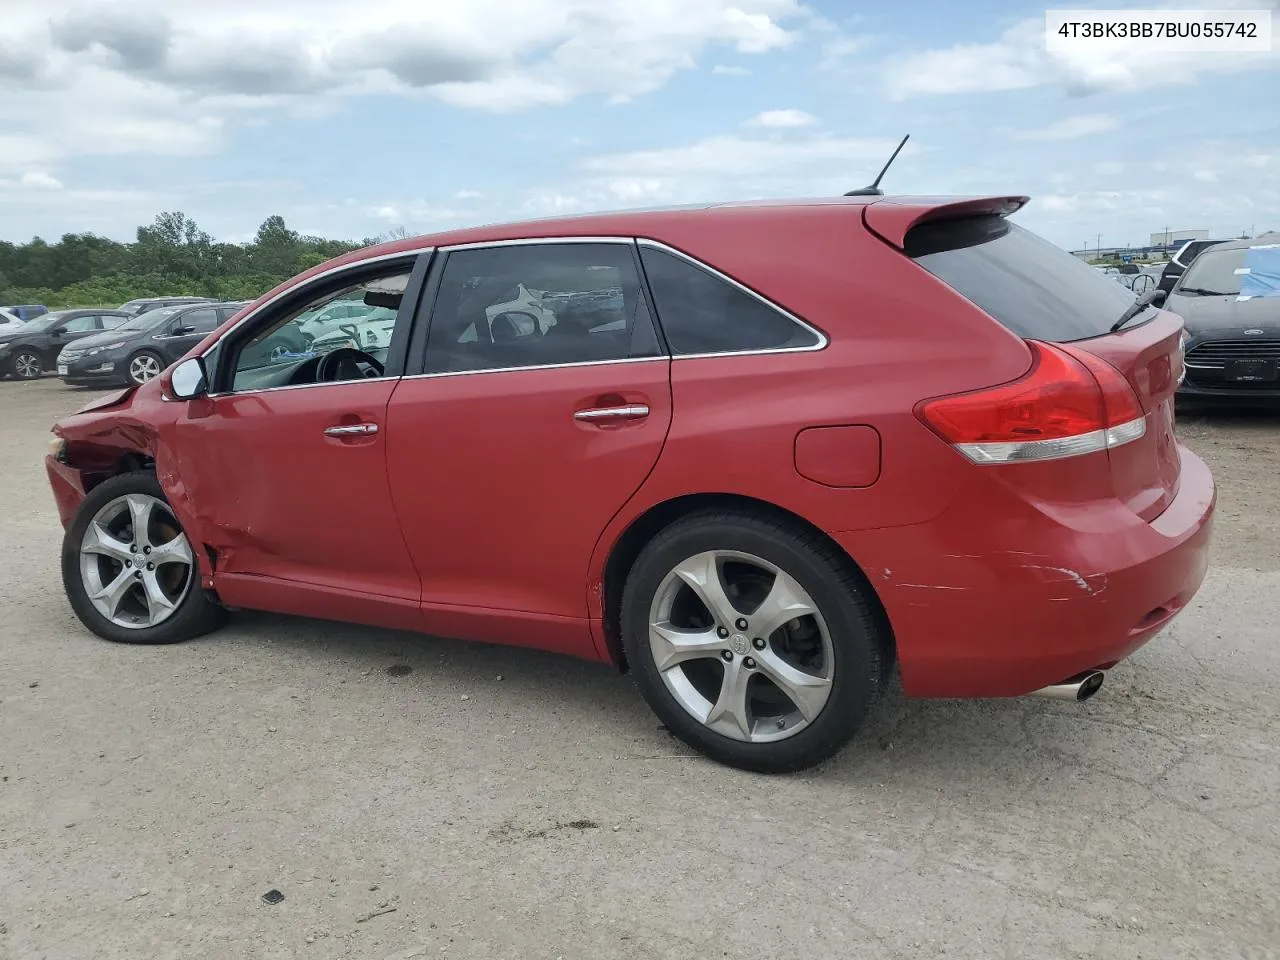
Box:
[316,347,384,382]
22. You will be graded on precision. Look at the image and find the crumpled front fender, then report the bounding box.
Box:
[51,382,216,587]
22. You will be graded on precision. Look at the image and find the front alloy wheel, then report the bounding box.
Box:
[61,471,227,644]
[128,353,163,384]
[13,351,42,379]
[79,493,194,629]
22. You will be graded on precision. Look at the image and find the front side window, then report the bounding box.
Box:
[424,243,658,374]
[60,315,100,334]
[228,267,412,391]
[638,245,820,356]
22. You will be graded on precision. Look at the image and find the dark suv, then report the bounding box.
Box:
[58,302,245,387]
[0,309,131,380]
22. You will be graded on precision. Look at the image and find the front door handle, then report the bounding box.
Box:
[324,422,379,436]
[573,404,650,423]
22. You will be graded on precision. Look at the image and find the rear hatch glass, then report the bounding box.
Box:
[905,215,1137,342]
[905,213,1184,522]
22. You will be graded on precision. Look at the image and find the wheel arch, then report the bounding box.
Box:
[599,492,896,674]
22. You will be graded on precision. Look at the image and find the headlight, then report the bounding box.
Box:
[90,342,127,355]
[48,435,66,460]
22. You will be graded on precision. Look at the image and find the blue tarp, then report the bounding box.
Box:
[1239,246,1280,299]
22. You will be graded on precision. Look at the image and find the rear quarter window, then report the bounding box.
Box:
[638,245,821,355]
[906,215,1136,342]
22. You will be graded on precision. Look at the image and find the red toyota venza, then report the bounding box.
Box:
[46,196,1215,772]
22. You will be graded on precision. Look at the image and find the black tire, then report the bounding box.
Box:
[9,348,43,380]
[126,350,165,386]
[61,471,227,645]
[621,508,889,773]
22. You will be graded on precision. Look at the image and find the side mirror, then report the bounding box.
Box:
[172,325,195,336]
[169,357,208,399]
[52,326,67,337]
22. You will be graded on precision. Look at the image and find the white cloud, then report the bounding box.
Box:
[3,0,806,111]
[454,189,485,200]
[583,133,900,178]
[712,64,751,75]
[1011,138,1279,247]
[747,108,818,128]
[1017,114,1119,141]
[0,0,808,238]
[885,4,1280,99]
[20,171,63,190]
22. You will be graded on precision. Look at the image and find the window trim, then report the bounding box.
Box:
[195,249,433,398]
[400,236,826,381]
[635,239,828,360]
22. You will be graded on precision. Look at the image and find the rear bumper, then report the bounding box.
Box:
[837,444,1215,698]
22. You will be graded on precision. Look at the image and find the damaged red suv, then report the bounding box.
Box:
[47,196,1214,772]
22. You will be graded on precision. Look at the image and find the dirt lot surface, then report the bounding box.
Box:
[2,378,1278,960]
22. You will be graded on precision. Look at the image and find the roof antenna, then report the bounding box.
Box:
[844,134,909,197]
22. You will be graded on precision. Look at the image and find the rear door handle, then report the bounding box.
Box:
[324,422,379,436]
[573,404,650,423]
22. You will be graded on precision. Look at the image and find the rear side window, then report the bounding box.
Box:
[907,216,1136,342]
[639,245,821,356]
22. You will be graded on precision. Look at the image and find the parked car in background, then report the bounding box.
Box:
[1158,239,1225,294]
[59,301,244,387]
[1171,233,1280,402]
[0,309,130,380]
[295,298,383,342]
[0,307,26,335]
[117,296,217,318]
[46,194,1214,772]
[0,304,50,321]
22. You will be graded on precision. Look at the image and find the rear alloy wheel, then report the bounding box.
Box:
[127,351,164,385]
[61,471,226,644]
[622,510,888,773]
[11,351,42,379]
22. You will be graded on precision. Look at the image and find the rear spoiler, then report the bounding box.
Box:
[862,195,1029,250]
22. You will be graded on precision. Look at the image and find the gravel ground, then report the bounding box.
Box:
[2,377,1278,960]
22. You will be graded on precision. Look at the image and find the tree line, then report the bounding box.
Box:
[0,212,398,309]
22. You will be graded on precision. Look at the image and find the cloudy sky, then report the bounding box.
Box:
[0,0,1276,250]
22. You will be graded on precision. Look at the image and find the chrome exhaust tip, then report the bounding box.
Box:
[1029,670,1105,702]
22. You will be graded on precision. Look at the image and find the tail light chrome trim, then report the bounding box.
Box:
[954,415,1146,465]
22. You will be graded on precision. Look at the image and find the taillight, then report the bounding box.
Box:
[917,341,1147,464]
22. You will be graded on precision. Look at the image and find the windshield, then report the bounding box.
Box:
[116,306,183,332]
[1175,248,1247,296]
[23,311,75,333]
